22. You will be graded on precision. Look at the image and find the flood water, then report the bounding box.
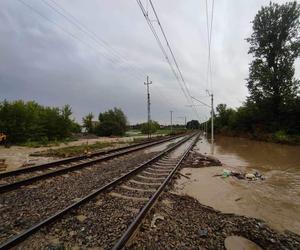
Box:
[194,135,300,234]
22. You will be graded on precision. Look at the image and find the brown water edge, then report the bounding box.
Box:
[176,135,300,235]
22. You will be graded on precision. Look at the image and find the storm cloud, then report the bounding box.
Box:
[0,0,299,124]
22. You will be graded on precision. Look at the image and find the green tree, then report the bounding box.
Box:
[0,100,78,143]
[82,113,94,133]
[59,104,73,138]
[186,120,200,129]
[140,120,160,134]
[95,108,128,136]
[214,104,236,132]
[246,1,300,130]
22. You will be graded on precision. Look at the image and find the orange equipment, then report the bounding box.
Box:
[0,133,7,143]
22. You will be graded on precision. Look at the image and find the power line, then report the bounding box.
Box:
[16,0,145,85]
[18,0,201,122]
[42,0,179,111]
[136,0,201,121]
[191,96,210,108]
[205,0,215,93]
[149,0,193,99]
[136,0,190,102]
[42,0,147,81]
[148,0,203,121]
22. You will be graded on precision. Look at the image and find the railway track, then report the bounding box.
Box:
[0,132,199,249]
[0,134,184,193]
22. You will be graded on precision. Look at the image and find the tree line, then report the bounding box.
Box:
[205,1,300,143]
[0,99,190,144]
[0,100,130,143]
[0,100,80,143]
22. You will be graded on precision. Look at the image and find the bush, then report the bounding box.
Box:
[95,108,128,136]
[140,121,160,134]
[273,131,289,143]
[0,100,80,143]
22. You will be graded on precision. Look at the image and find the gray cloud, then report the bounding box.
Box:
[0,0,298,124]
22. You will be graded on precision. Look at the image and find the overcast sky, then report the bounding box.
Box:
[0,0,299,124]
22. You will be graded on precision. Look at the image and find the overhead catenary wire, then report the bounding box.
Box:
[45,0,180,111]
[16,0,148,86]
[16,0,172,110]
[148,0,193,99]
[41,0,146,81]
[136,0,190,102]
[205,0,215,93]
[137,0,201,121]
[148,0,202,120]
[148,1,206,105]
[136,0,201,121]
[18,0,201,122]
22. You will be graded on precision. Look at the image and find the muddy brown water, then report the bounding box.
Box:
[182,135,300,234]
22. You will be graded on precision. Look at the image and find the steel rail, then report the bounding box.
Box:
[112,133,200,250]
[0,134,185,193]
[0,133,197,250]
[0,134,183,178]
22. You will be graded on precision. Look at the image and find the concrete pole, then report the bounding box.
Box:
[170,111,173,132]
[144,76,152,139]
[211,93,214,142]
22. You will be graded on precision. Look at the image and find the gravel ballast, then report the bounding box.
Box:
[0,139,178,244]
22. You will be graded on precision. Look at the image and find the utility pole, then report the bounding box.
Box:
[144,76,152,139]
[170,110,173,132]
[211,93,214,142]
[206,90,214,142]
[205,118,208,137]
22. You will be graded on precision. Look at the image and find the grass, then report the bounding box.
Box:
[30,136,167,158]
[31,141,128,158]
[18,137,77,148]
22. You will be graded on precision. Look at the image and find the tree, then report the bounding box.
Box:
[60,104,73,137]
[82,113,94,133]
[246,1,300,130]
[140,121,160,134]
[95,108,128,136]
[186,120,200,129]
[214,104,236,132]
[0,100,79,143]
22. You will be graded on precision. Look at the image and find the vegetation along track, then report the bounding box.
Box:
[0,134,184,193]
[0,133,199,249]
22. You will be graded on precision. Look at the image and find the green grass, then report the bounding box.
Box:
[30,135,172,158]
[30,141,129,158]
[19,137,77,148]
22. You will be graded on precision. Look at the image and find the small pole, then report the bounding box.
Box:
[144,76,152,139]
[170,110,173,132]
[206,90,214,143]
[211,93,214,142]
